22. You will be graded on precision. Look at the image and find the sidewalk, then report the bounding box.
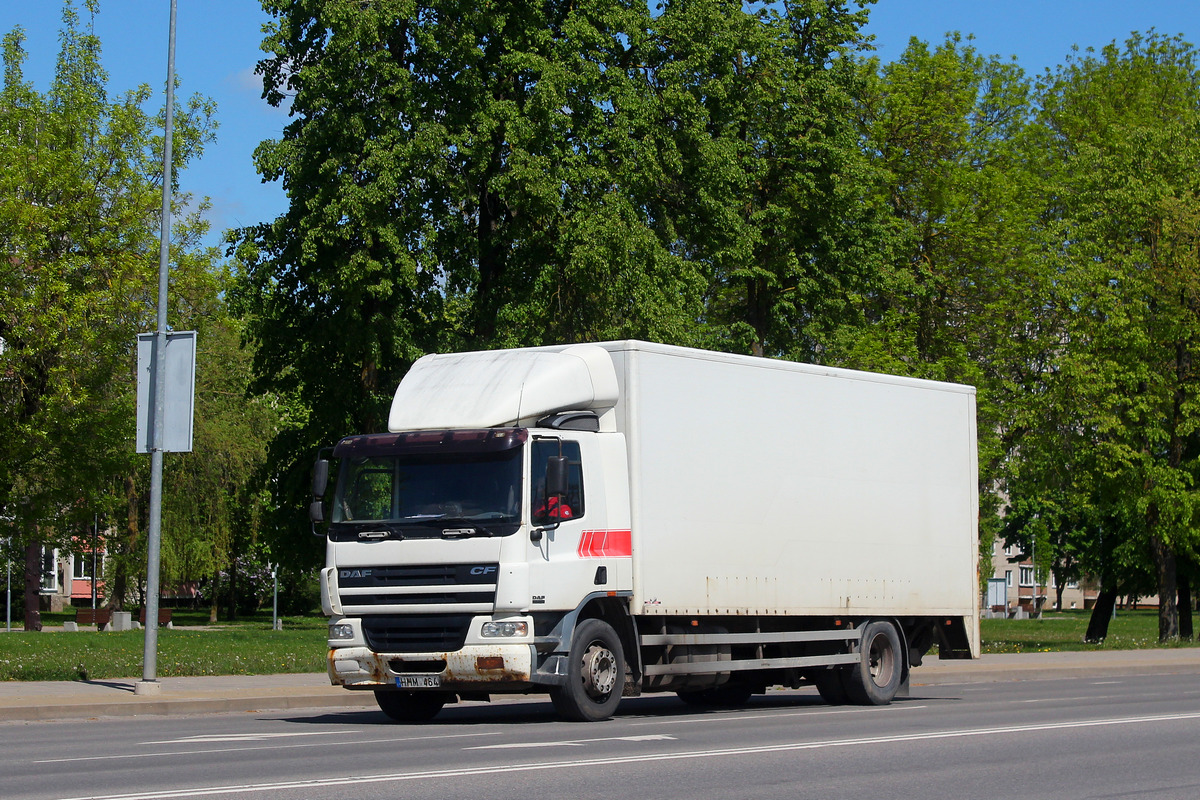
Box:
[0,673,377,723]
[912,647,1200,685]
[0,649,1196,723]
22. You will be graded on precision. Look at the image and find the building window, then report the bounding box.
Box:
[1019,566,1035,587]
[1004,545,1015,557]
[1005,570,1013,588]
[40,547,59,593]
[73,552,91,581]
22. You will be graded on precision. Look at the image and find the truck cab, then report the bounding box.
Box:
[315,346,636,721]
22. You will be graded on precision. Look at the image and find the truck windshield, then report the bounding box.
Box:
[331,449,523,532]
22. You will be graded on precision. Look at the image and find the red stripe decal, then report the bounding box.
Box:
[577,529,632,558]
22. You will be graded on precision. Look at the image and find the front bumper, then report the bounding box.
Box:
[328,643,535,690]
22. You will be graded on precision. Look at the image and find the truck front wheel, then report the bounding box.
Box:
[374,690,450,722]
[844,621,903,705]
[550,618,625,722]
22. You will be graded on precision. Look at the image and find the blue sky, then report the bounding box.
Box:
[4,1,1200,249]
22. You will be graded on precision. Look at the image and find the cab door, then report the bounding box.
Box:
[527,434,612,610]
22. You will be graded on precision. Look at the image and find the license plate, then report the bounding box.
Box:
[396,675,441,689]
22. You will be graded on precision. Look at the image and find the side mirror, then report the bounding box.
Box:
[545,456,568,498]
[309,499,326,524]
[312,459,330,498]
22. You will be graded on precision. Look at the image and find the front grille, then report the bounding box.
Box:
[337,563,498,610]
[362,614,475,653]
[345,592,493,606]
[337,563,499,589]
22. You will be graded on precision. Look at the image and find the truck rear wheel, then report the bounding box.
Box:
[811,670,849,705]
[374,689,450,722]
[844,621,903,705]
[550,618,625,722]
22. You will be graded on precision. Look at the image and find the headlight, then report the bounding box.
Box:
[481,620,528,638]
[329,623,355,640]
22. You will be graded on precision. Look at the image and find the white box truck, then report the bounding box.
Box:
[310,341,979,722]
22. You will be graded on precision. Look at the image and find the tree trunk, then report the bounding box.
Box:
[110,473,142,611]
[1085,587,1117,643]
[1179,575,1193,641]
[208,569,220,624]
[1052,565,1066,611]
[1149,534,1179,641]
[23,542,42,632]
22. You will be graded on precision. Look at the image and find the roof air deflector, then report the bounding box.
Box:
[537,411,600,432]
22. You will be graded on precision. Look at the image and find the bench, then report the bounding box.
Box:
[137,608,174,628]
[75,608,113,629]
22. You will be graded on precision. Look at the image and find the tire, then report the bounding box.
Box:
[677,683,754,708]
[811,670,850,705]
[374,689,450,722]
[550,618,626,722]
[844,621,903,706]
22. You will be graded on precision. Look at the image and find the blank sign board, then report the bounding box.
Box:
[136,331,196,453]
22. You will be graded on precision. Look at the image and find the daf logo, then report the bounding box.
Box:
[470,566,497,576]
[340,569,372,579]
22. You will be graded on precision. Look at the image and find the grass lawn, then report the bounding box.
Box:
[981,608,1200,653]
[0,611,328,681]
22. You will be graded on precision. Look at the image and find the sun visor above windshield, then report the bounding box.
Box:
[388,344,619,431]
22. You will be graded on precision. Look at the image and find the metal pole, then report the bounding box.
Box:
[91,514,97,611]
[272,564,279,631]
[5,538,10,633]
[137,0,176,697]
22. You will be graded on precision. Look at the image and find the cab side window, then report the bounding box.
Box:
[532,440,585,523]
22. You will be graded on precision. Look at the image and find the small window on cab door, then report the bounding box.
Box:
[532,439,585,523]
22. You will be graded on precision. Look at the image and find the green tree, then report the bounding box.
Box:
[161,264,286,621]
[645,0,879,359]
[233,0,709,558]
[1036,32,1200,641]
[0,1,240,625]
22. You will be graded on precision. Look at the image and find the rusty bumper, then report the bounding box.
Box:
[328,644,535,691]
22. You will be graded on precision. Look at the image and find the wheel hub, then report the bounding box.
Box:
[868,634,896,687]
[581,643,617,697]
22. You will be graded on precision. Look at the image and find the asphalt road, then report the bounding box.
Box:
[5,672,1200,800]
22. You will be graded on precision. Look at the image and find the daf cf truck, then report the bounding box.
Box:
[309,341,980,722]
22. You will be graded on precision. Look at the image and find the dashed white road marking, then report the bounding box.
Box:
[58,711,1200,800]
[469,734,676,750]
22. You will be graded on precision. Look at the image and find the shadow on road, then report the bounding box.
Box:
[274,689,846,727]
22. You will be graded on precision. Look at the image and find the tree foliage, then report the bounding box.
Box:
[233,0,882,550]
[646,0,880,359]
[0,1,274,623]
[1030,32,1200,639]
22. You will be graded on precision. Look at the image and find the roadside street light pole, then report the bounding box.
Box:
[5,537,10,633]
[136,0,177,697]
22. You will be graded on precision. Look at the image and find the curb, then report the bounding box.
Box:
[0,692,379,723]
[912,649,1200,686]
